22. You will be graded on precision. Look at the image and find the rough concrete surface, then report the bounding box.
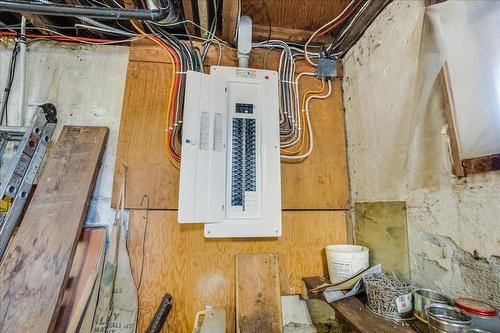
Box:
[343,0,500,307]
[0,40,129,228]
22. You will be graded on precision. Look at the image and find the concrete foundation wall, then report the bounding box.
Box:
[343,0,500,307]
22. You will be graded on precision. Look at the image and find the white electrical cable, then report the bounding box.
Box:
[281,79,332,160]
[281,72,315,148]
[74,23,137,37]
[252,41,306,147]
[150,20,230,46]
[17,16,26,126]
[232,0,241,45]
[328,0,371,56]
[304,0,357,66]
[250,42,326,152]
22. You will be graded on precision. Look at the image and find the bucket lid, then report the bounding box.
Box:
[454,298,498,317]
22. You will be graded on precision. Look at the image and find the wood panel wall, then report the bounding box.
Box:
[128,211,347,332]
[111,41,348,209]
[240,0,352,32]
[114,40,350,332]
[222,0,351,43]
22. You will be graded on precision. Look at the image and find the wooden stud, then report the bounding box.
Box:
[222,0,239,44]
[181,0,196,35]
[53,227,107,333]
[462,153,500,175]
[331,0,391,54]
[198,0,210,38]
[437,64,465,177]
[23,13,53,35]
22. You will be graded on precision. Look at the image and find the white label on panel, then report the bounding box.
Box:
[235,69,256,79]
[213,112,223,152]
[243,191,257,212]
[199,111,210,151]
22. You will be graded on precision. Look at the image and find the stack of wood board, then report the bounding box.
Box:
[0,126,108,333]
[53,227,107,333]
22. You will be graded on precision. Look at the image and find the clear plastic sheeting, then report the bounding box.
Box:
[438,1,500,158]
[407,0,500,190]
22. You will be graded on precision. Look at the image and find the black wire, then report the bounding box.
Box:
[138,194,150,292]
[1,41,20,125]
[183,21,194,50]
[265,0,272,42]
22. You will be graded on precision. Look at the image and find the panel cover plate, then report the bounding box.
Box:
[178,66,282,238]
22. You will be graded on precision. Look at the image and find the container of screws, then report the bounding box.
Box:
[362,272,414,322]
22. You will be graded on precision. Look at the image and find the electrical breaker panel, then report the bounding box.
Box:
[178,66,281,238]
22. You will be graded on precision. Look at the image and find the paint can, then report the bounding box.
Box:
[325,244,369,283]
[454,298,500,333]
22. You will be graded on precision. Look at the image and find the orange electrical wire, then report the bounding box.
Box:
[315,0,362,38]
[130,20,181,169]
[0,30,120,43]
[281,80,325,155]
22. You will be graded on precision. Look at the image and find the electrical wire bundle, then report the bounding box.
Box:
[254,0,370,160]
[326,0,373,58]
[304,0,368,66]
[252,40,333,160]
[0,40,20,125]
[0,0,369,165]
[143,0,232,168]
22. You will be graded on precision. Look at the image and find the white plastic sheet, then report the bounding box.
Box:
[436,1,500,158]
[407,0,500,190]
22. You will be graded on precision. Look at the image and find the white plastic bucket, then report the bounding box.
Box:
[325,244,369,283]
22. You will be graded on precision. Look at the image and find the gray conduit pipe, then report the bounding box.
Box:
[0,0,169,21]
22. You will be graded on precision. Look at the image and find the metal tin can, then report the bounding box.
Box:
[414,288,452,323]
[454,298,500,333]
[426,304,472,333]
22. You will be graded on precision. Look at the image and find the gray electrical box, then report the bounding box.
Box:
[316,58,337,80]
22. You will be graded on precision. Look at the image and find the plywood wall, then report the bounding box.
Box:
[240,0,352,31]
[113,40,350,332]
[128,211,347,332]
[111,41,349,209]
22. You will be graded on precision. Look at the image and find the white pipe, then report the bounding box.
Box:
[237,16,252,68]
[18,16,27,126]
[281,80,332,160]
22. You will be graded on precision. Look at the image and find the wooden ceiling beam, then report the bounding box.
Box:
[252,24,332,44]
[240,0,353,32]
[221,0,238,44]
[181,0,196,35]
